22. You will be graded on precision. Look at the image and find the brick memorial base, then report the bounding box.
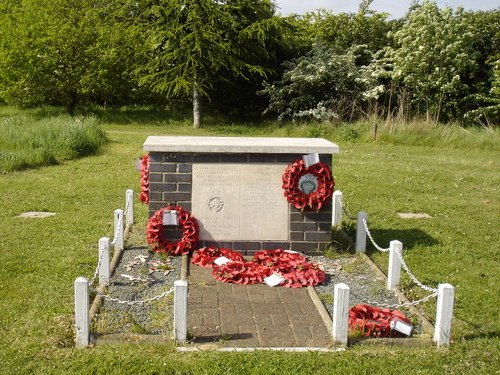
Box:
[144,136,339,255]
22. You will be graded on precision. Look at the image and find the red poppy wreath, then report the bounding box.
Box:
[349,304,412,338]
[138,154,149,204]
[282,159,334,211]
[146,205,198,255]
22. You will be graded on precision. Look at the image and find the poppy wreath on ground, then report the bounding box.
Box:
[348,304,411,338]
[253,249,307,269]
[146,205,198,255]
[212,261,273,285]
[138,154,149,204]
[282,159,334,211]
[276,262,326,289]
[191,246,245,268]
[254,249,326,288]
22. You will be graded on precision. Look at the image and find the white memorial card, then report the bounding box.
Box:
[302,153,320,168]
[390,318,413,336]
[264,273,285,287]
[162,210,178,225]
[213,256,232,266]
[135,158,142,171]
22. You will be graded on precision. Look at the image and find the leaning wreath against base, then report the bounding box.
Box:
[282,159,334,211]
[146,205,198,256]
[349,304,411,338]
[138,154,149,204]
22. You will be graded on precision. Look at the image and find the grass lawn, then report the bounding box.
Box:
[0,115,498,374]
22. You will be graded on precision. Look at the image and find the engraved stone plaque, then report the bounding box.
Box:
[192,163,289,241]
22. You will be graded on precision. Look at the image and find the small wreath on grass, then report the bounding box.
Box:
[146,205,198,255]
[349,304,411,338]
[282,159,334,211]
[138,154,150,204]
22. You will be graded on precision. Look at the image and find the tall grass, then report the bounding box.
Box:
[278,119,499,150]
[0,114,107,172]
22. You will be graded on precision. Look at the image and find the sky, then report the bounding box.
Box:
[274,0,500,19]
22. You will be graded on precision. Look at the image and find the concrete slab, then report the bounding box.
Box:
[397,212,432,219]
[17,211,56,218]
[144,136,339,154]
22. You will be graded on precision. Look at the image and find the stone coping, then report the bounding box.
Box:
[144,136,339,154]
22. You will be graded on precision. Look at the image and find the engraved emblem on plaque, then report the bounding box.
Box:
[298,173,318,195]
[208,196,224,213]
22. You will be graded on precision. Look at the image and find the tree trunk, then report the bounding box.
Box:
[193,86,202,129]
[65,93,78,116]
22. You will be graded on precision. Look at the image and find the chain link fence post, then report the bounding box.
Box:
[74,277,90,348]
[332,190,343,227]
[125,189,134,226]
[355,212,368,253]
[387,240,402,290]
[174,280,189,343]
[434,283,454,347]
[98,237,110,286]
[113,209,124,251]
[332,283,350,346]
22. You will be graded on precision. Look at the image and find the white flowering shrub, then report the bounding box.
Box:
[261,44,387,122]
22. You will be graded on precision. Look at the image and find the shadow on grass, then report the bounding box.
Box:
[364,228,440,254]
[329,223,440,255]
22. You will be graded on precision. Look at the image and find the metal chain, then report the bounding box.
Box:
[89,244,104,287]
[354,291,438,310]
[395,247,438,293]
[361,218,437,293]
[124,195,131,224]
[94,286,175,306]
[340,201,357,221]
[362,218,390,252]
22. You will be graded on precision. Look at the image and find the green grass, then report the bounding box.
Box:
[0,107,499,374]
[0,110,107,172]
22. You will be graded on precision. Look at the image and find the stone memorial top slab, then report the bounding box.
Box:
[143,136,339,154]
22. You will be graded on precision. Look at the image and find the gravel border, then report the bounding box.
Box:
[91,245,180,336]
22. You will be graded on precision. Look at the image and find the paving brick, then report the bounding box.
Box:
[187,264,331,348]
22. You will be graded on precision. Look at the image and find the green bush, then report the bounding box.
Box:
[0,114,107,172]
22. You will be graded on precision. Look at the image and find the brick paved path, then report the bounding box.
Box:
[188,265,332,348]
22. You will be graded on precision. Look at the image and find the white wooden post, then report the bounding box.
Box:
[174,280,188,343]
[113,209,124,251]
[434,283,454,347]
[387,240,402,290]
[332,283,350,346]
[74,277,90,348]
[125,189,134,226]
[98,237,110,286]
[332,190,343,226]
[355,211,368,253]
